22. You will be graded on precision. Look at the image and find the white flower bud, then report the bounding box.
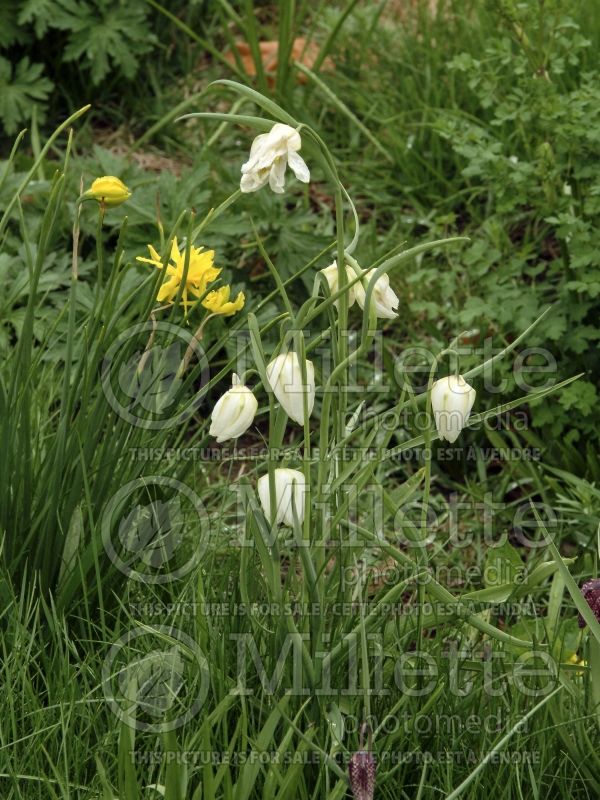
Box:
[265,352,315,426]
[354,269,399,319]
[430,374,476,443]
[209,374,258,443]
[319,261,356,310]
[257,469,307,527]
[240,123,310,194]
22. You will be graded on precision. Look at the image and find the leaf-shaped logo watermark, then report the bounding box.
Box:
[118,497,185,570]
[102,321,210,430]
[118,646,185,719]
[101,477,209,584]
[102,626,209,732]
[117,342,183,415]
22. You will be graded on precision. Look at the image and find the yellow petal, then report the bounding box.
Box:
[86,176,131,207]
[202,287,245,316]
[137,243,166,270]
[148,244,162,262]
[136,256,161,267]
[170,238,181,265]
[156,275,180,303]
[229,290,245,313]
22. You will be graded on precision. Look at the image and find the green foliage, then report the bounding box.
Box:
[0,1,29,47]
[0,0,177,135]
[314,0,600,454]
[0,56,53,134]
[435,3,600,444]
[46,0,157,84]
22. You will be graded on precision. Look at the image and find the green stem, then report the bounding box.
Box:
[590,637,600,729]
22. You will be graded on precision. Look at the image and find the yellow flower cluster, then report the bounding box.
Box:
[83,175,244,319]
[136,237,244,317]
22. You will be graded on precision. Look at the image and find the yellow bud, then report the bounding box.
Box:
[84,176,131,207]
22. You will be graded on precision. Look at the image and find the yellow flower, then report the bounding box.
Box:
[137,237,221,312]
[567,653,587,673]
[84,176,131,207]
[202,285,245,316]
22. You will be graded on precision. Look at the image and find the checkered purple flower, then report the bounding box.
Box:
[348,750,376,800]
[579,579,600,628]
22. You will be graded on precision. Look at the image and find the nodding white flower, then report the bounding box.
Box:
[266,352,315,426]
[240,123,310,194]
[354,269,399,319]
[430,375,476,443]
[320,261,357,310]
[257,469,307,527]
[209,374,258,443]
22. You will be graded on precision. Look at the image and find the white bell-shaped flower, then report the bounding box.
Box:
[354,269,399,319]
[240,123,310,194]
[430,374,476,443]
[257,468,307,527]
[209,374,258,443]
[319,261,357,310]
[265,351,315,426]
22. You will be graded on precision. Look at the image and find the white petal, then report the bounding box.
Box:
[282,126,302,151]
[356,269,398,318]
[240,170,269,193]
[320,263,339,294]
[431,375,476,443]
[285,358,314,425]
[280,469,306,527]
[287,151,310,183]
[354,279,366,310]
[270,124,300,152]
[266,352,315,425]
[374,284,399,319]
[441,411,460,443]
[320,263,355,310]
[242,132,270,172]
[227,389,258,440]
[209,385,257,442]
[268,157,287,193]
[209,394,229,440]
[266,354,287,394]
[257,469,306,527]
[258,474,281,525]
